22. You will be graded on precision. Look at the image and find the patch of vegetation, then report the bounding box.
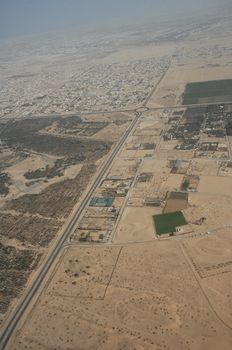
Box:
[0,270,29,313]
[226,116,232,136]
[0,243,41,314]
[4,132,111,158]
[1,116,111,158]
[0,173,11,196]
[183,79,232,105]
[181,179,190,191]
[0,213,59,247]
[56,115,82,129]
[153,211,187,235]
[24,153,95,181]
[24,164,63,180]
[0,243,40,270]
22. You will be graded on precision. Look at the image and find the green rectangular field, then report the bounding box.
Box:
[153,211,187,235]
[182,79,232,105]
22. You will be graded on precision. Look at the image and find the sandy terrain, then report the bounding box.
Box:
[188,159,219,177]
[113,206,158,243]
[93,122,130,142]
[45,246,121,299]
[164,198,188,214]
[119,149,137,159]
[181,227,232,326]
[10,240,232,350]
[100,42,176,64]
[5,155,82,201]
[185,192,232,231]
[107,158,141,179]
[82,112,132,143]
[162,174,184,191]
[198,176,232,196]
[147,53,232,108]
[141,158,167,173]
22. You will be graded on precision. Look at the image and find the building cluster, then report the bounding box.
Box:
[48,57,170,113]
[164,104,230,159]
[0,55,170,118]
[71,162,139,243]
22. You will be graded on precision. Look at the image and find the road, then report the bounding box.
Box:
[147,100,232,111]
[0,110,141,349]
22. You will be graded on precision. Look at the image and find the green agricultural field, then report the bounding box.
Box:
[182,79,232,105]
[153,211,187,235]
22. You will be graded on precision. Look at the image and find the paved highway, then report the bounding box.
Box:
[0,110,141,349]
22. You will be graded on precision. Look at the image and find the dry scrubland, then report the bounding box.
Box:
[0,112,131,324]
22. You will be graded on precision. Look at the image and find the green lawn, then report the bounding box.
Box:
[153,211,187,235]
[182,79,232,105]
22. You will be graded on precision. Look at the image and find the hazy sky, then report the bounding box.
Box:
[0,0,231,38]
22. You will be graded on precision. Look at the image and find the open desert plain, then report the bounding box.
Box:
[0,3,232,350]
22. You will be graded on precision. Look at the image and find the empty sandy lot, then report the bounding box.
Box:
[162,174,184,191]
[198,176,232,196]
[113,206,158,243]
[185,192,232,231]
